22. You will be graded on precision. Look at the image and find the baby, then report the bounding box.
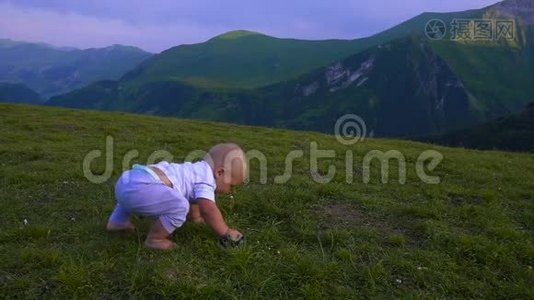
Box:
[106,143,247,250]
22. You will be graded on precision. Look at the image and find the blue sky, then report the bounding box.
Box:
[0,0,499,52]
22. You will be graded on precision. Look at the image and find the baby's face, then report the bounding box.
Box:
[215,172,244,194]
[212,149,247,194]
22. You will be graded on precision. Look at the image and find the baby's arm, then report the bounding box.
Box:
[197,198,241,238]
[188,203,205,224]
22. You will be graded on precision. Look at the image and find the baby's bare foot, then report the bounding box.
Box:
[106,221,135,232]
[144,238,177,250]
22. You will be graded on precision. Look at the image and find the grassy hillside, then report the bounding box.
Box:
[1,104,533,298]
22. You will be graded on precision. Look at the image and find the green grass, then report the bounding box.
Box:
[1,103,533,298]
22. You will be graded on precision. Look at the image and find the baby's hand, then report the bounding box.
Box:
[226,228,243,240]
[219,228,244,248]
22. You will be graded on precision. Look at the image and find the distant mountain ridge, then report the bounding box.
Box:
[120,11,499,91]
[0,39,152,98]
[46,0,534,139]
[0,38,76,51]
[47,33,510,137]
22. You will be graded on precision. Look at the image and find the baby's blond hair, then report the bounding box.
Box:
[204,143,247,183]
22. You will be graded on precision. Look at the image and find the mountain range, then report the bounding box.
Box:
[4,0,534,143]
[0,39,152,99]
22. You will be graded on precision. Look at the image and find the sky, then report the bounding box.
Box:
[0,0,500,53]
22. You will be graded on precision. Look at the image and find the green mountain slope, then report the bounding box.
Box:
[118,4,490,91]
[120,30,372,89]
[427,1,534,117]
[0,82,42,104]
[430,40,534,116]
[0,40,152,98]
[1,103,533,298]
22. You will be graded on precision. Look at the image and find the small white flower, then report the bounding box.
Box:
[277,250,281,254]
[395,279,402,284]
[70,217,76,221]
[23,219,28,225]
[230,195,234,200]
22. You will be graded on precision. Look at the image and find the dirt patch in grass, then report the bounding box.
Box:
[315,202,426,247]
[447,193,484,206]
[317,203,366,229]
[316,202,398,231]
